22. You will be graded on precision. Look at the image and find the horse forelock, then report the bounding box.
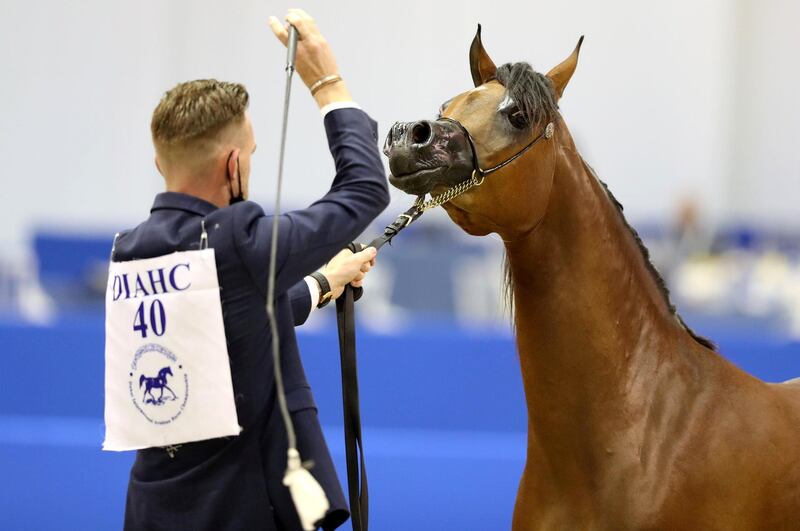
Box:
[494,62,559,131]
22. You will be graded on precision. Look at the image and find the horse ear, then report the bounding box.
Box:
[470,24,497,87]
[546,36,584,100]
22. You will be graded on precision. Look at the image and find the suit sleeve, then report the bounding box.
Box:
[288,280,312,327]
[234,107,390,297]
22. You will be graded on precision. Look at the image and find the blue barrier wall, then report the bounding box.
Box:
[1,312,798,530]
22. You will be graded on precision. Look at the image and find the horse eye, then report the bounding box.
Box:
[507,108,529,129]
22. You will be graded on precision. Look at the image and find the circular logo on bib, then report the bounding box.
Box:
[128,343,189,424]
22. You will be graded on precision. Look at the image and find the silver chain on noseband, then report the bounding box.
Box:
[413,170,485,212]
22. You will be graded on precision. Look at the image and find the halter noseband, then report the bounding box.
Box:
[412,117,555,212]
[439,116,555,182]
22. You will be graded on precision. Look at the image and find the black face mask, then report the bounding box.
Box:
[227,152,244,205]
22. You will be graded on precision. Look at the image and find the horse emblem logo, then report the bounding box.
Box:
[140,366,178,405]
[128,344,189,424]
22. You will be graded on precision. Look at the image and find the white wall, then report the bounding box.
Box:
[729,0,800,226]
[0,0,796,251]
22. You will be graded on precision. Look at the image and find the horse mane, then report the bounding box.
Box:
[497,62,716,351]
[585,163,716,350]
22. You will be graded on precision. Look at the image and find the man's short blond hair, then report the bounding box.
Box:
[151,79,249,155]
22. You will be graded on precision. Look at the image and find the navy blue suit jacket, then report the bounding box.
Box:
[113,108,389,531]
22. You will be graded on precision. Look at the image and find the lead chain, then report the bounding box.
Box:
[413,170,484,212]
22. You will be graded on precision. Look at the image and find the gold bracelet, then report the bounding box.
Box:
[310,74,342,96]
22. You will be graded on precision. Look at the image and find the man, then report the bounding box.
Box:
[112,9,389,530]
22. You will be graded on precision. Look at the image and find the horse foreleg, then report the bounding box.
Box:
[163,385,177,400]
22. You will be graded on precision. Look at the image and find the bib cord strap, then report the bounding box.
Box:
[199,220,209,250]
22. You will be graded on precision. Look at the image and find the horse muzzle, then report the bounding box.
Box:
[384,119,474,196]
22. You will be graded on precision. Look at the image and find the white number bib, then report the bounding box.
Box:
[103,248,241,451]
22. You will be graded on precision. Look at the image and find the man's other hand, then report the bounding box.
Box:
[321,246,377,300]
[268,9,353,109]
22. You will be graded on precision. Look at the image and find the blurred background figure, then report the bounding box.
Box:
[672,197,713,263]
[0,1,798,530]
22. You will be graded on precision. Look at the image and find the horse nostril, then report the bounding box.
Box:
[410,121,433,145]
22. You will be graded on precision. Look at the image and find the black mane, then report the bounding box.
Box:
[498,63,716,351]
[495,62,559,130]
[586,163,716,351]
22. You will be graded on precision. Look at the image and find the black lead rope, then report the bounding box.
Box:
[334,204,424,531]
[335,279,367,531]
[363,203,425,253]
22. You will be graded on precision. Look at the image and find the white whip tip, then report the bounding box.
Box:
[284,450,330,530]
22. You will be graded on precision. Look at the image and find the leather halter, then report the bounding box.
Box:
[375,114,557,237]
[438,116,555,185]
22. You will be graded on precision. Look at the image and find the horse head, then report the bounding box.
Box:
[159,366,173,379]
[384,25,582,240]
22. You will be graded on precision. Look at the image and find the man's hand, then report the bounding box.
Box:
[268,9,353,109]
[320,246,377,301]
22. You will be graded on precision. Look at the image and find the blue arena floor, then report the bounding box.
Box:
[1,312,798,530]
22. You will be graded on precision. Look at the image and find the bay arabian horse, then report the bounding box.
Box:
[384,26,800,530]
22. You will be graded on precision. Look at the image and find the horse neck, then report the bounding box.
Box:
[504,127,698,457]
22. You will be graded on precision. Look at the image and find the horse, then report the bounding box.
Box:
[383,26,800,530]
[139,366,177,405]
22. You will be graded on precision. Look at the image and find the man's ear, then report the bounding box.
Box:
[546,36,584,100]
[226,148,241,181]
[469,24,497,87]
[154,156,164,177]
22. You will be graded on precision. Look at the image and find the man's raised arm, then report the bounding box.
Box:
[238,10,390,296]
